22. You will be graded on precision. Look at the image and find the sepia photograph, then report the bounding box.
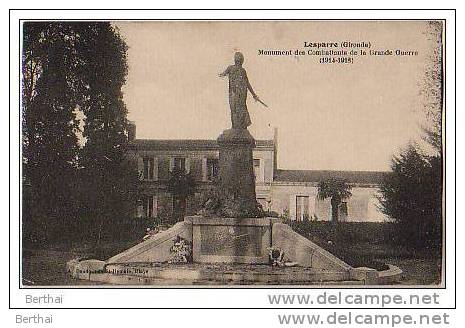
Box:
[20,20,444,287]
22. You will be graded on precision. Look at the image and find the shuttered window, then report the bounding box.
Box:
[143,157,155,180]
[141,195,157,218]
[207,158,219,181]
[174,157,185,172]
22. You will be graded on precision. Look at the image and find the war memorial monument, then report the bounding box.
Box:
[68,53,401,285]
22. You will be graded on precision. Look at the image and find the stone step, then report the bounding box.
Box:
[83,271,364,286]
[95,263,356,285]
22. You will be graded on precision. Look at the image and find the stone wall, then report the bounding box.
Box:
[272,223,352,272]
[270,184,388,222]
[107,221,192,263]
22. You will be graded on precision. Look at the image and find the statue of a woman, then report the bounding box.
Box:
[219,52,263,129]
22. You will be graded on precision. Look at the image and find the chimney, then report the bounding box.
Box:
[127,121,136,142]
[273,127,278,173]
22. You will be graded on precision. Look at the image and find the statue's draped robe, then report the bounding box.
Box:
[224,65,252,129]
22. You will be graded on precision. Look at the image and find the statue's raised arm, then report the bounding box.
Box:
[218,65,231,78]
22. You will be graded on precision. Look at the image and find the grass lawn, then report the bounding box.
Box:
[22,240,139,286]
[382,258,442,285]
[291,221,442,286]
[295,237,442,286]
[331,242,442,285]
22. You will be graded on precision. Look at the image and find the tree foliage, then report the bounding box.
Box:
[167,168,197,222]
[378,21,443,249]
[77,24,138,243]
[378,144,442,248]
[22,23,89,243]
[21,22,136,245]
[420,21,443,155]
[317,178,352,222]
[167,169,197,200]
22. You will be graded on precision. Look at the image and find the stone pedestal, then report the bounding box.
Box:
[187,216,277,264]
[84,215,400,285]
[217,129,260,217]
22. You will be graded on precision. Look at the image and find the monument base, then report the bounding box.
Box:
[69,216,403,285]
[186,216,278,264]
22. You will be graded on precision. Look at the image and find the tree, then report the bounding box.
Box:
[378,144,441,247]
[420,21,443,155]
[77,23,138,246]
[378,21,443,249]
[317,178,352,222]
[167,168,197,222]
[21,22,136,246]
[22,22,90,244]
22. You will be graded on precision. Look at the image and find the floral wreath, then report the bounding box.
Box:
[169,235,192,263]
[268,245,286,267]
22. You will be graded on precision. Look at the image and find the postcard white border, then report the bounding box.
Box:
[8,9,456,310]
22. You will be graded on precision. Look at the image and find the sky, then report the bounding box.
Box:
[115,21,438,171]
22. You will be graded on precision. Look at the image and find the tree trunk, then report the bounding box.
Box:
[180,198,186,221]
[91,219,104,254]
[331,198,340,223]
[172,196,177,224]
[172,195,186,223]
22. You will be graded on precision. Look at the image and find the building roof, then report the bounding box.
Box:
[274,169,387,185]
[129,139,274,151]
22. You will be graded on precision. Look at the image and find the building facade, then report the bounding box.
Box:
[127,123,389,222]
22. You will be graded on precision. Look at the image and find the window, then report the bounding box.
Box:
[207,158,219,181]
[174,157,185,172]
[143,157,155,180]
[140,195,157,218]
[296,196,309,221]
